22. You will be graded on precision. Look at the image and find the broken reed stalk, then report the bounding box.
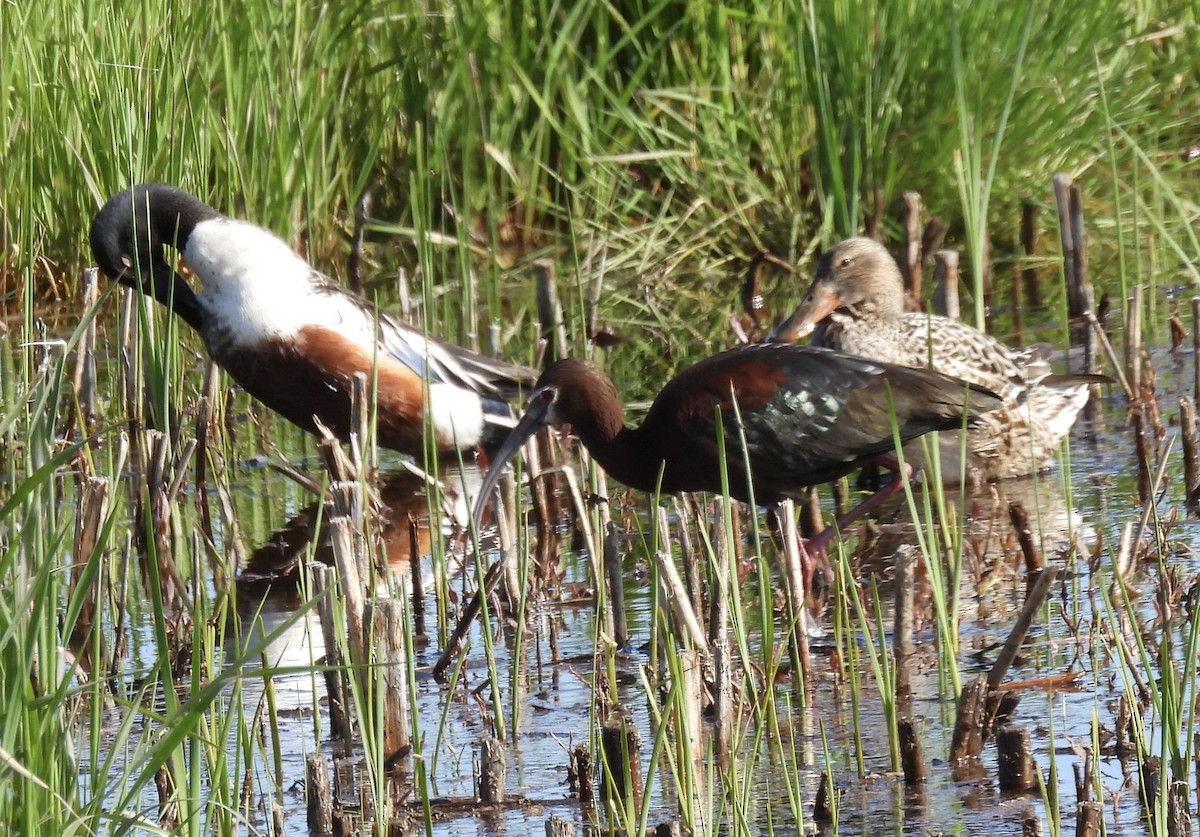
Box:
[1007,501,1044,601]
[316,418,373,661]
[1193,298,1200,405]
[409,515,426,636]
[678,649,704,762]
[1127,286,1143,393]
[570,744,594,808]
[987,567,1058,693]
[72,267,99,426]
[902,191,923,302]
[545,815,574,837]
[1132,434,1174,562]
[478,736,507,803]
[778,501,812,681]
[949,677,990,765]
[1052,174,1090,322]
[556,462,605,614]
[893,545,916,711]
[920,218,949,273]
[306,753,334,836]
[654,508,707,651]
[996,725,1037,793]
[951,567,1058,761]
[1180,398,1199,506]
[1127,291,1155,504]
[601,476,627,646]
[710,499,734,768]
[534,260,570,364]
[932,250,961,320]
[1194,730,1200,819]
[599,710,643,805]
[1075,801,1103,837]
[155,763,178,829]
[70,476,110,664]
[1020,200,1042,308]
[367,598,411,761]
[527,418,555,596]
[673,497,705,618]
[144,431,197,607]
[312,565,354,746]
[897,718,925,785]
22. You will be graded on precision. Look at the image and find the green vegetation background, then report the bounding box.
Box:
[3,0,1197,383]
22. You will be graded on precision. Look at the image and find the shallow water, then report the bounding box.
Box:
[16,299,1200,836]
[223,399,1169,836]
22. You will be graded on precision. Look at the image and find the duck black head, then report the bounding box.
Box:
[89,184,220,331]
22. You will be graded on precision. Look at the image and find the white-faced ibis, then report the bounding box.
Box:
[472,343,1003,548]
[769,237,1099,480]
[90,184,536,455]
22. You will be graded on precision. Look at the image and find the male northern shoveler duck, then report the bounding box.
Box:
[472,344,1003,553]
[769,237,1098,481]
[89,183,537,456]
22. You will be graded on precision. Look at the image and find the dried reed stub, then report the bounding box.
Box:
[409,515,426,636]
[898,718,925,785]
[534,260,569,364]
[996,725,1036,793]
[1192,298,1200,404]
[1007,501,1044,600]
[902,190,923,302]
[893,545,916,709]
[1181,398,1200,507]
[72,267,99,427]
[155,762,178,830]
[1075,802,1102,837]
[70,476,109,662]
[932,250,961,321]
[950,677,989,762]
[1021,200,1042,308]
[568,744,594,808]
[1053,173,1090,321]
[312,565,353,747]
[306,753,334,836]
[813,773,835,823]
[545,815,574,837]
[367,598,411,762]
[599,710,642,805]
[477,736,507,804]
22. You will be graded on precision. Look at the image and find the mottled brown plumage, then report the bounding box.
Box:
[770,237,1098,480]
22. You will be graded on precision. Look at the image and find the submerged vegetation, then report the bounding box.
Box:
[3,0,1200,834]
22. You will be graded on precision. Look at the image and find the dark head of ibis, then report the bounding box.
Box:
[473,343,1003,525]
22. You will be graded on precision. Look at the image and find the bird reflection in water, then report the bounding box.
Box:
[235,464,484,602]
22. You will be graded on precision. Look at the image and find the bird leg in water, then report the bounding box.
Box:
[791,457,915,586]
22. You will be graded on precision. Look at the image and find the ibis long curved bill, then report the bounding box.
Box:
[472,387,556,531]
